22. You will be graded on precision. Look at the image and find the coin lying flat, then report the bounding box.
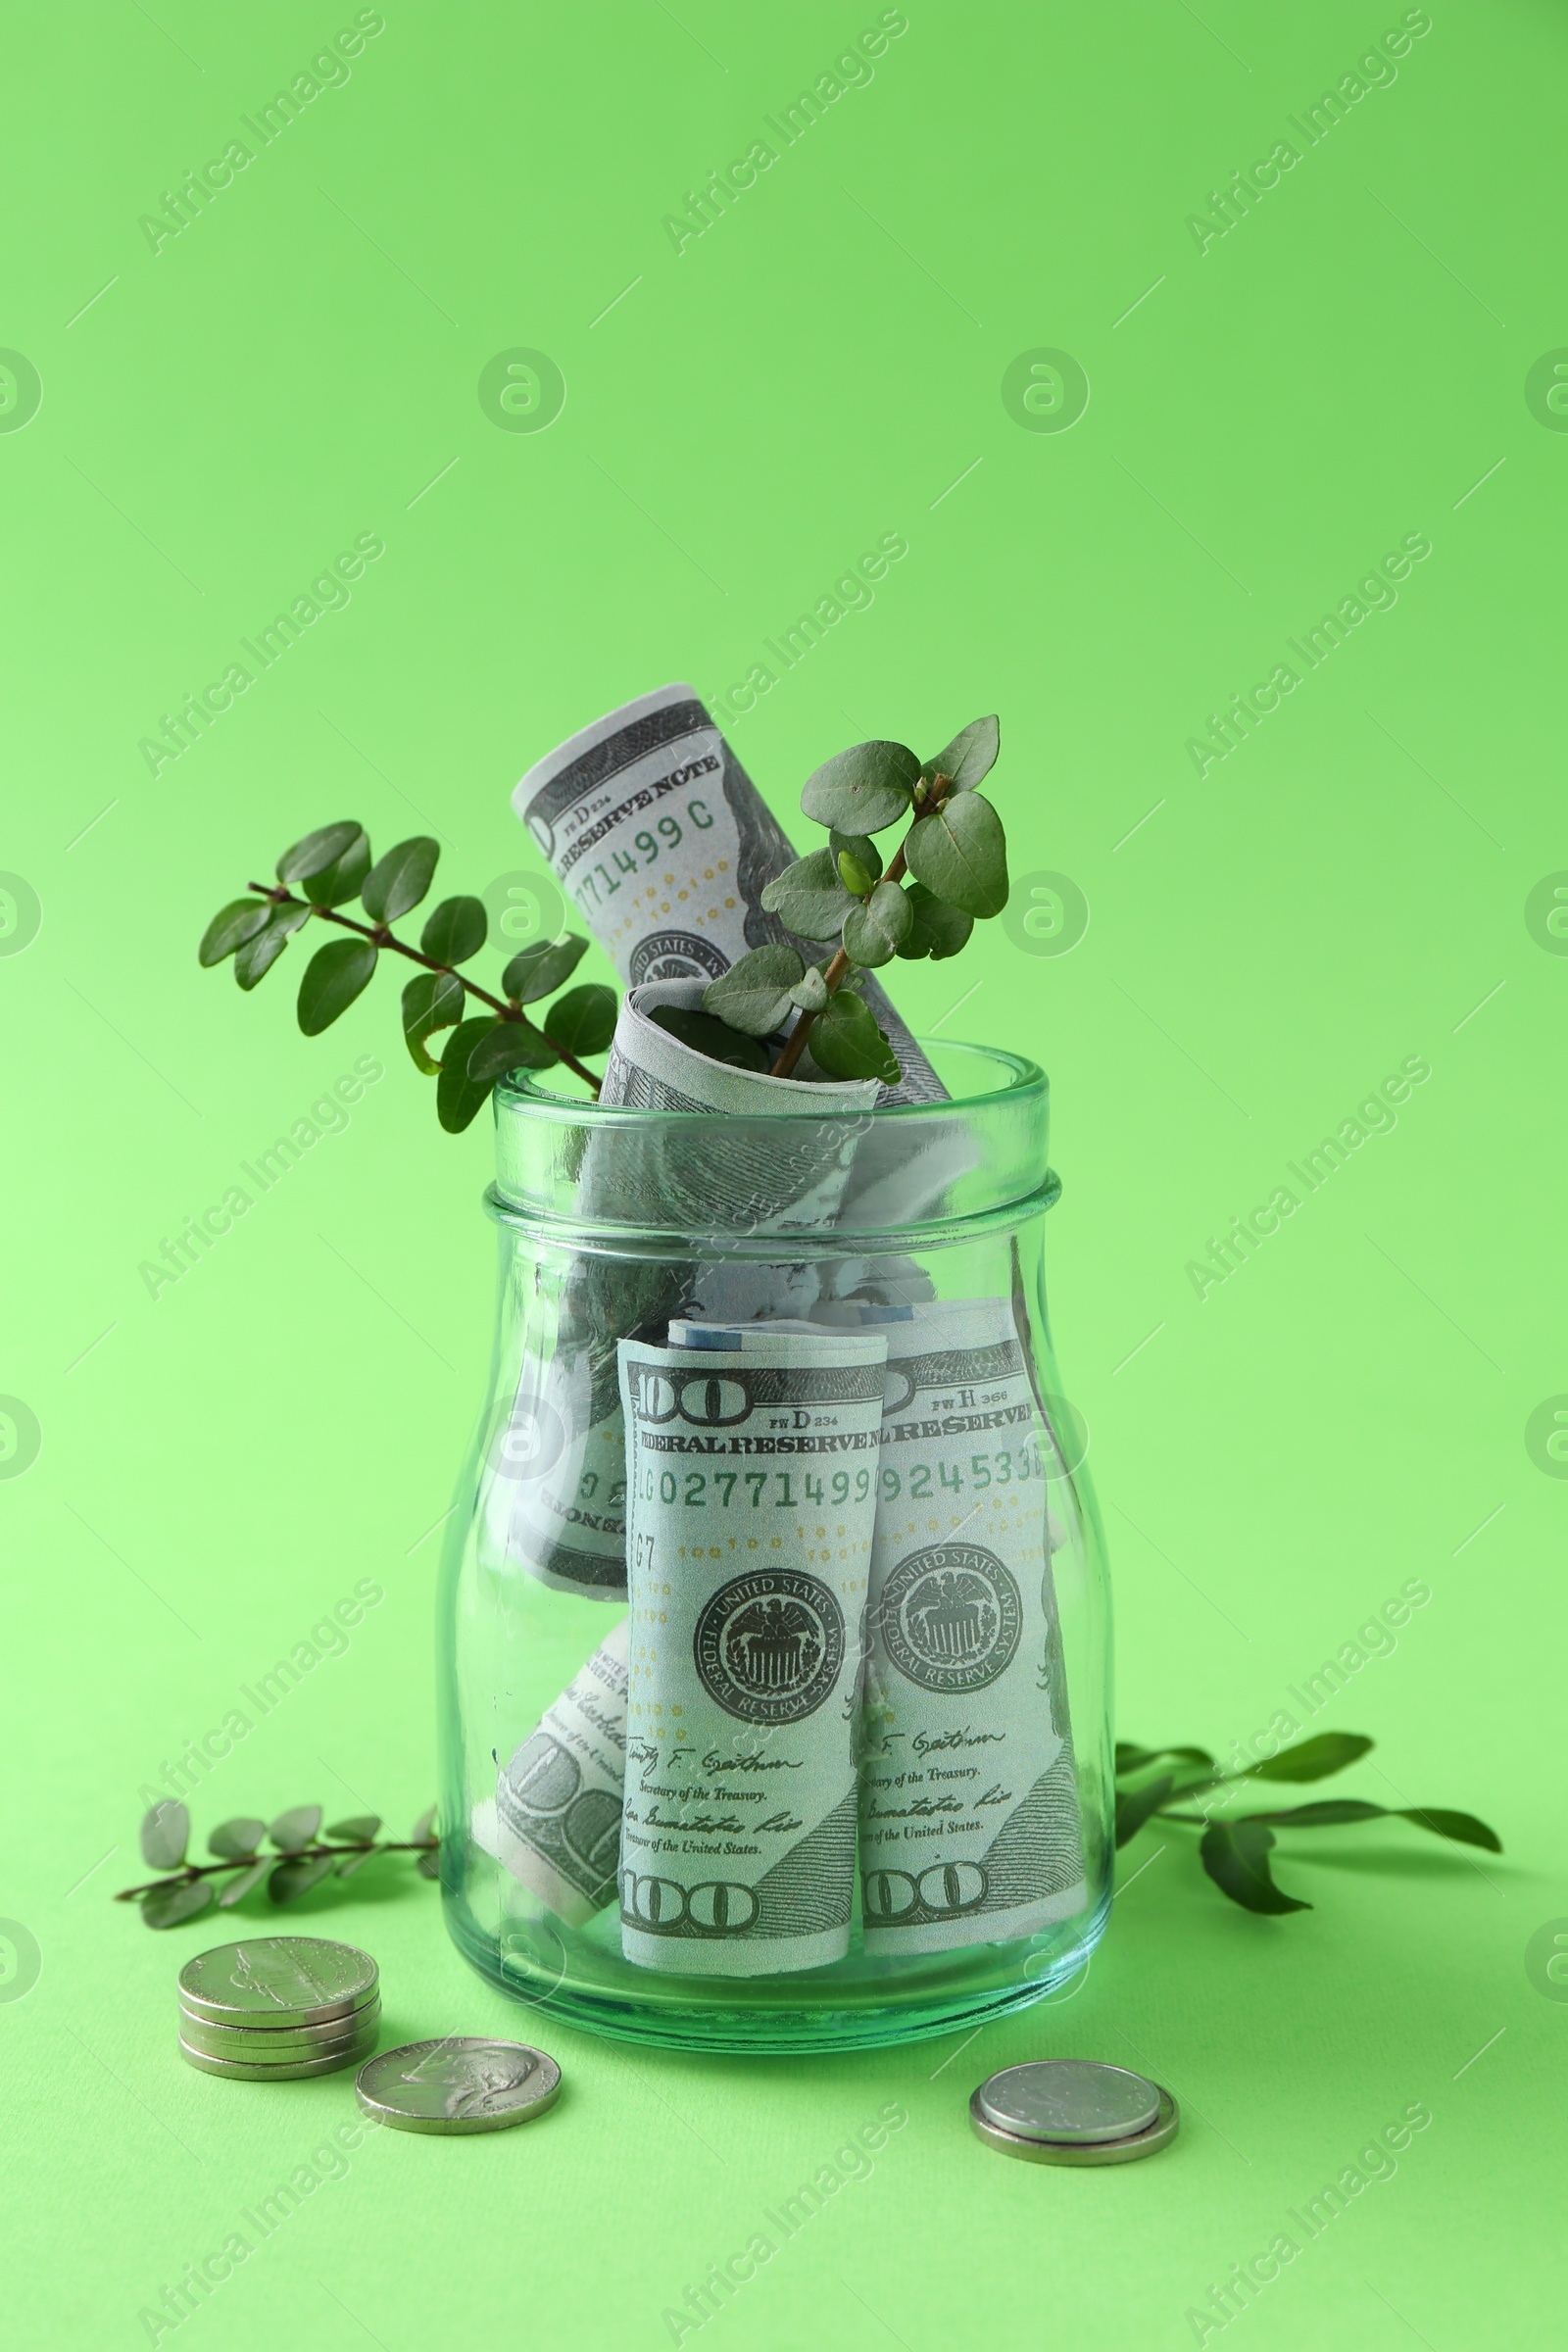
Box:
[179,2032,380,2082]
[177,2002,381,2064]
[970,2077,1180,2166]
[978,2060,1161,2144]
[355,2037,561,2134]
[179,1937,378,2028]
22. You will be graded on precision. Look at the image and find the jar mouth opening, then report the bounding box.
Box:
[494,1035,1045,1124]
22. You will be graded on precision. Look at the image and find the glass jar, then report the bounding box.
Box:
[435,1040,1111,2052]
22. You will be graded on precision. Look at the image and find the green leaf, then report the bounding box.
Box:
[302,826,371,907]
[809,990,901,1084]
[896,881,974,963]
[760,848,857,942]
[1241,1733,1374,1784]
[836,850,875,899]
[1246,1799,1386,1829]
[648,1005,769,1071]
[924,713,1000,794]
[543,984,617,1057]
[140,1880,217,1930]
[904,791,1009,918]
[421,895,487,964]
[1397,1807,1501,1852]
[402,969,466,1073]
[502,934,589,1004]
[416,1848,442,1880]
[1115,1741,1215,1778]
[437,1017,502,1132]
[703,946,805,1038]
[200,900,271,967]
[842,880,913,969]
[1199,1819,1312,1915]
[216,1857,272,1908]
[828,830,883,884]
[140,1801,189,1871]
[268,1804,322,1851]
[277,821,363,886]
[789,963,830,1013]
[297,938,377,1035]
[411,1806,438,1845]
[361,835,439,923]
[236,899,315,991]
[800,739,920,834]
[465,1018,560,1085]
[208,1817,266,1858]
[325,1816,381,1843]
[269,1854,337,1904]
[1248,1799,1501,1852]
[1113,1774,1174,1850]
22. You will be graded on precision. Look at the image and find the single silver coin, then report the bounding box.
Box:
[179,2034,377,2082]
[970,2082,1180,2166]
[978,2060,1161,2144]
[178,1937,378,2027]
[177,2001,380,2064]
[177,1987,379,2041]
[355,2037,562,2134]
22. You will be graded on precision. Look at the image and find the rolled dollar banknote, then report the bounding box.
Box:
[857,1298,1086,1955]
[488,684,976,1599]
[490,1617,630,1923]
[512,681,945,1105]
[617,1325,887,1976]
[487,979,885,1598]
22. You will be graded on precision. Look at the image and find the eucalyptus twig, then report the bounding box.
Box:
[246,883,603,1092]
[118,1800,442,1928]
[114,1837,436,1902]
[202,820,617,1131]
[1114,1732,1500,1916]
[690,715,1009,1087]
[766,800,933,1079]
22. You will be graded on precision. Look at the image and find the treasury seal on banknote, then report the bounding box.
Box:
[876,1543,1022,1694]
[694,1570,847,1724]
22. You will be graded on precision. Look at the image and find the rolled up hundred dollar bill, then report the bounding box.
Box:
[485,980,884,1598]
[512,681,944,1105]
[491,1617,630,1924]
[617,1326,887,1976]
[858,1299,1086,1955]
[487,684,976,1600]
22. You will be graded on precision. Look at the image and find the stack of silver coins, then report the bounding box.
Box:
[177,1936,380,2081]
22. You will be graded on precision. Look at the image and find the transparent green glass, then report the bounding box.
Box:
[435,1040,1112,2052]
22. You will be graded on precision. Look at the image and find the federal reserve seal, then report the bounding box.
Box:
[693,1571,845,1724]
[629,930,729,983]
[877,1544,1021,1692]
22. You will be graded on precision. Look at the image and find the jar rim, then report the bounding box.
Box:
[488,1035,1055,1246]
[493,1035,1046,1126]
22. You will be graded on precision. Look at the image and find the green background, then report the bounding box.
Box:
[4,2,1563,2343]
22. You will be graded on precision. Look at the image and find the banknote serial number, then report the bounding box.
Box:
[880,1441,1047,1501]
[637,1465,874,1509]
[573,803,714,908]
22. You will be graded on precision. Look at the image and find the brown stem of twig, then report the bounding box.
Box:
[766,781,945,1080]
[248,886,602,1096]
[113,1838,437,1902]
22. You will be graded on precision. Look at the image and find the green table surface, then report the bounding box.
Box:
[5,4,1563,2344]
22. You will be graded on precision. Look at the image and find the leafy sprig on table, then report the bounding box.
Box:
[199,823,616,1130]
[683,715,1010,1084]
[1116,1731,1500,1914]
[115,1800,439,1928]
